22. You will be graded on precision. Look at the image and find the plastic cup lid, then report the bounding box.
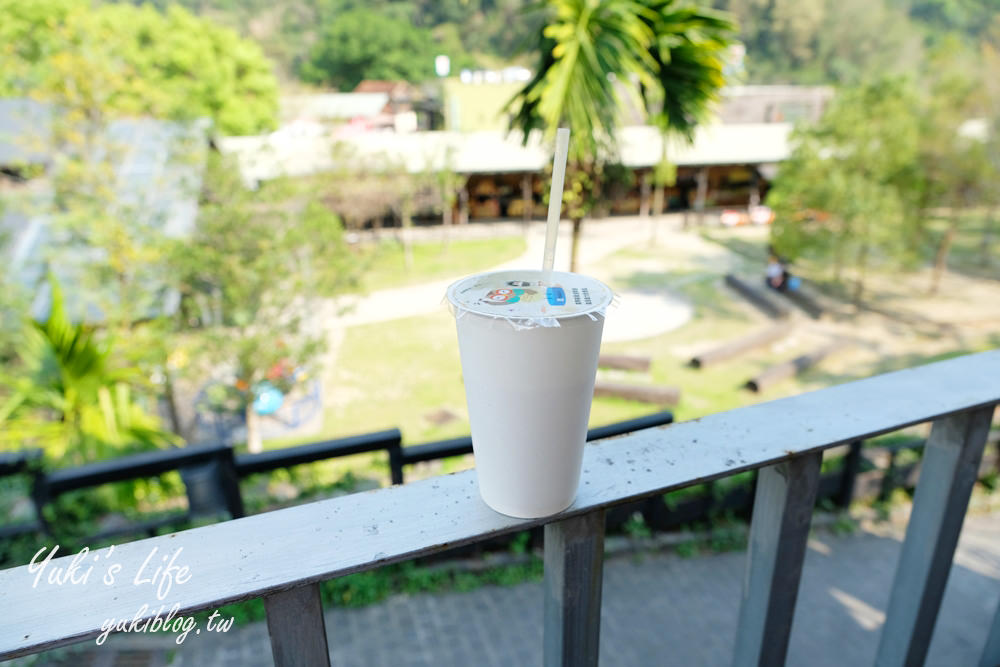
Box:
[446,270,613,320]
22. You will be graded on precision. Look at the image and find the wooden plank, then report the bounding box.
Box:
[775,287,825,320]
[745,339,852,393]
[264,584,330,667]
[732,452,822,667]
[689,324,792,369]
[544,510,605,667]
[724,274,791,320]
[1,350,998,660]
[593,381,680,405]
[875,407,994,667]
[980,597,1000,667]
[598,354,652,372]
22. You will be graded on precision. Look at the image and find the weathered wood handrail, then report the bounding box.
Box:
[1,350,998,665]
[399,410,674,468]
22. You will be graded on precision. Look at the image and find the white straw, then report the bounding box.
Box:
[542,128,571,276]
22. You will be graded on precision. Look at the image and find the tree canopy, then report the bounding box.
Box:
[709,0,999,85]
[167,153,361,451]
[0,0,279,135]
[507,0,735,270]
[768,63,1000,298]
[299,8,446,90]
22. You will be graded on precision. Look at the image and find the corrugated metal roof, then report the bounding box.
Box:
[0,99,52,167]
[219,123,793,186]
[0,104,208,321]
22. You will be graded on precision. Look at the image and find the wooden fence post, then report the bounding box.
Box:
[733,452,822,666]
[265,584,331,667]
[875,407,994,667]
[544,509,606,667]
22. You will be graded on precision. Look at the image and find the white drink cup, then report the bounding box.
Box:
[447,269,613,518]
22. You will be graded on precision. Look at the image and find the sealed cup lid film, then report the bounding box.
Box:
[446,270,614,324]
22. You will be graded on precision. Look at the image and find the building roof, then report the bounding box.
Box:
[353,80,415,98]
[280,93,390,123]
[0,104,208,321]
[0,99,53,167]
[218,123,793,187]
[717,85,833,124]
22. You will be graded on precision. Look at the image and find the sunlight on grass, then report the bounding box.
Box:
[325,311,469,445]
[356,236,527,292]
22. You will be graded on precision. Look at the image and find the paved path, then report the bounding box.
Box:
[37,512,1000,666]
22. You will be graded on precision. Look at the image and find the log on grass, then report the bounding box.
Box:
[776,288,825,320]
[599,354,652,372]
[689,324,793,369]
[724,274,791,320]
[744,340,852,393]
[594,381,680,405]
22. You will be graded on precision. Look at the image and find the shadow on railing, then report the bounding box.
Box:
[1,351,999,666]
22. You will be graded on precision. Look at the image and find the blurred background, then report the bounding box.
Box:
[0,1,999,662]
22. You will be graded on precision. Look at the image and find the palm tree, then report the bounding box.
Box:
[0,277,177,463]
[507,0,735,271]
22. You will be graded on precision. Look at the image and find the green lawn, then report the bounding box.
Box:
[594,245,819,422]
[262,233,997,488]
[356,236,527,292]
[289,239,813,454]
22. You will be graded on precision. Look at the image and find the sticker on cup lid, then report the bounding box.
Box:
[446,270,614,323]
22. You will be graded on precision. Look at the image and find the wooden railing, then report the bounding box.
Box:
[2,413,675,544]
[1,350,999,666]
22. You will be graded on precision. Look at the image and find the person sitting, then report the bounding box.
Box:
[765,254,786,291]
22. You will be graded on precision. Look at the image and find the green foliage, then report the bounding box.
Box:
[624,511,653,539]
[508,530,532,555]
[509,0,661,163]
[168,153,360,448]
[300,9,441,90]
[0,278,177,463]
[768,78,924,298]
[507,0,734,268]
[0,0,278,135]
[830,513,858,536]
[156,0,540,79]
[640,2,735,141]
[711,0,997,85]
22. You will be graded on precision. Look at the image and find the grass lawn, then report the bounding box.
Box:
[594,244,822,422]
[355,236,526,292]
[303,238,817,450]
[262,229,998,488]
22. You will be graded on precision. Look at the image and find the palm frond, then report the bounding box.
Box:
[507,0,736,159]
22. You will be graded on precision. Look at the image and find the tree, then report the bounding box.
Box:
[168,153,360,452]
[0,0,279,135]
[768,78,923,300]
[507,0,735,271]
[299,9,440,90]
[710,0,923,84]
[0,278,177,464]
[916,37,997,292]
